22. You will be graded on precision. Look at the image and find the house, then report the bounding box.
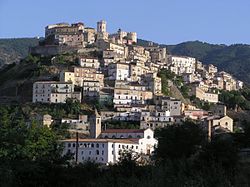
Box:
[140,109,173,130]
[204,115,234,133]
[190,87,218,103]
[61,115,89,131]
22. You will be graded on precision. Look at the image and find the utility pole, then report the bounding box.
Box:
[75,132,79,163]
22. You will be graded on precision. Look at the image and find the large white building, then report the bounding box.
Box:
[78,58,100,70]
[168,55,196,75]
[108,62,130,81]
[32,81,81,103]
[62,110,157,165]
[62,135,157,165]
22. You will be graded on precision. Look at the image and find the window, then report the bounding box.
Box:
[68,143,71,147]
[147,135,151,139]
[102,150,104,155]
[96,150,99,155]
[91,143,94,148]
[89,151,91,155]
[96,143,99,148]
[73,143,75,147]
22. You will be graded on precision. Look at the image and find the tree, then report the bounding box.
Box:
[155,121,206,161]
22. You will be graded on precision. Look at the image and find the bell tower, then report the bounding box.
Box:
[89,108,102,138]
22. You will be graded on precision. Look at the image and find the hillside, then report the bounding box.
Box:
[1,38,250,84]
[0,38,39,67]
[138,39,250,84]
[165,41,250,84]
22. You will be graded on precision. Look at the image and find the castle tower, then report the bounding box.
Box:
[97,20,107,33]
[89,108,102,138]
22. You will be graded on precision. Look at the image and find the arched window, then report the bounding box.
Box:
[112,135,116,139]
[96,143,99,148]
[128,135,132,138]
[96,150,99,155]
[91,143,94,148]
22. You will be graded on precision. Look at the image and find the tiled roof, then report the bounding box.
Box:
[60,138,140,144]
[102,129,145,134]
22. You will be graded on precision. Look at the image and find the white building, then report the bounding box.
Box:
[32,81,81,103]
[78,58,100,69]
[108,62,130,81]
[168,55,196,75]
[62,128,157,165]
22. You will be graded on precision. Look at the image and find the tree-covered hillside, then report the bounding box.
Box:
[0,38,39,67]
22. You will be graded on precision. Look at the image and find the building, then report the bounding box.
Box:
[62,128,157,164]
[140,109,173,129]
[82,80,100,97]
[44,22,84,47]
[205,115,234,132]
[32,81,81,103]
[108,62,130,81]
[168,55,196,75]
[190,87,218,103]
[78,58,100,69]
[61,115,89,131]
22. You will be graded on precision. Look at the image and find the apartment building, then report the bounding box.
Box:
[140,109,173,130]
[108,62,130,81]
[78,58,100,69]
[32,81,81,103]
[168,55,196,75]
[82,80,100,97]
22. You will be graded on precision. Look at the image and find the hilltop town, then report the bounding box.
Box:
[21,20,245,164]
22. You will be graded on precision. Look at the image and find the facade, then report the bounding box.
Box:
[140,109,173,130]
[62,128,157,165]
[44,22,84,47]
[168,55,196,75]
[32,81,81,103]
[108,62,130,81]
[190,87,218,103]
[82,80,100,97]
[78,58,100,69]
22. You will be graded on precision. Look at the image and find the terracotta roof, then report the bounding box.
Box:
[60,138,139,144]
[102,129,144,133]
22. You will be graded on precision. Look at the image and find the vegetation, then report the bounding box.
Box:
[0,38,39,67]
[2,107,250,186]
[219,89,250,110]
[165,41,250,85]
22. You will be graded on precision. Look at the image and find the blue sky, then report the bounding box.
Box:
[0,0,250,45]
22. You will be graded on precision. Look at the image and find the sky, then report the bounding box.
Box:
[0,0,250,45]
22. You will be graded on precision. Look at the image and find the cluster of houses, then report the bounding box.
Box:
[32,20,242,165]
[168,55,243,103]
